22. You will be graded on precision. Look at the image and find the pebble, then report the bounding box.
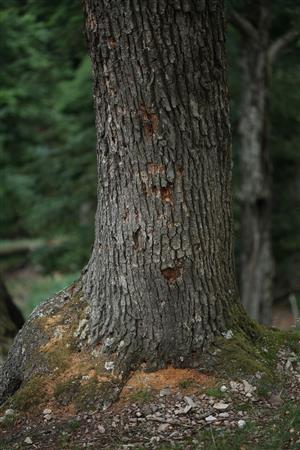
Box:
[24,437,33,445]
[213,402,229,410]
[98,425,105,434]
[237,419,246,429]
[205,415,217,423]
[5,409,14,416]
[219,412,230,418]
[184,396,196,407]
[159,388,172,397]
[158,423,170,432]
[43,408,52,415]
[220,385,227,392]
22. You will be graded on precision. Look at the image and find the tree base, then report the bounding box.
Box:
[1,281,299,416]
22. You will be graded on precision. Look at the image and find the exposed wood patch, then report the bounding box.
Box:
[161,266,182,283]
[121,367,214,398]
[107,37,117,49]
[151,184,173,204]
[160,185,173,204]
[147,163,166,175]
[139,106,159,138]
[176,165,184,176]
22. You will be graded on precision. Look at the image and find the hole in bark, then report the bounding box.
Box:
[160,185,173,204]
[133,227,141,250]
[141,181,148,195]
[176,165,184,176]
[161,267,182,283]
[123,208,129,222]
[107,37,117,49]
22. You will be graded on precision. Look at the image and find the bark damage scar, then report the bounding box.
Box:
[147,163,165,175]
[107,37,117,49]
[152,184,173,204]
[139,106,158,138]
[161,266,183,284]
[132,227,141,250]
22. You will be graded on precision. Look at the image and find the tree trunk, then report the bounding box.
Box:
[236,4,274,324]
[82,0,247,370]
[0,0,259,408]
[0,277,24,364]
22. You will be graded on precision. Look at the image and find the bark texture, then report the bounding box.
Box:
[82,0,246,370]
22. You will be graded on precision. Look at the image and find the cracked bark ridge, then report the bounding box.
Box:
[82,0,246,370]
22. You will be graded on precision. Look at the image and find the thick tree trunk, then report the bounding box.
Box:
[236,4,274,324]
[82,0,247,370]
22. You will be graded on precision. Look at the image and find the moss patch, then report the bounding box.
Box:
[9,375,46,412]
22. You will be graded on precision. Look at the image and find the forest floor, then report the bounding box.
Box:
[1,349,299,450]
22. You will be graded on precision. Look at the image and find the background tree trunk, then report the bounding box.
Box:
[0,276,24,364]
[229,1,297,324]
[82,0,247,371]
[238,11,274,324]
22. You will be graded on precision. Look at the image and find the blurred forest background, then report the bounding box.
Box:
[0,1,299,327]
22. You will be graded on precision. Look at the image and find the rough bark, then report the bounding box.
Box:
[82,0,248,371]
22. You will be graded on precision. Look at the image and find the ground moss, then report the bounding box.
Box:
[54,377,82,406]
[210,332,274,380]
[9,375,45,412]
[44,342,73,372]
[74,378,120,411]
[53,376,121,412]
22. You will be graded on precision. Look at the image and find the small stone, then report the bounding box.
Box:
[237,419,246,429]
[205,415,217,423]
[0,417,5,423]
[222,329,233,339]
[159,388,171,397]
[24,437,33,445]
[44,414,52,421]
[220,385,227,393]
[242,380,253,393]
[219,412,229,418]
[182,404,192,414]
[104,361,115,371]
[213,402,229,411]
[5,409,14,416]
[158,423,170,432]
[269,394,282,407]
[98,425,105,434]
[229,381,239,391]
[43,409,52,415]
[184,396,196,407]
